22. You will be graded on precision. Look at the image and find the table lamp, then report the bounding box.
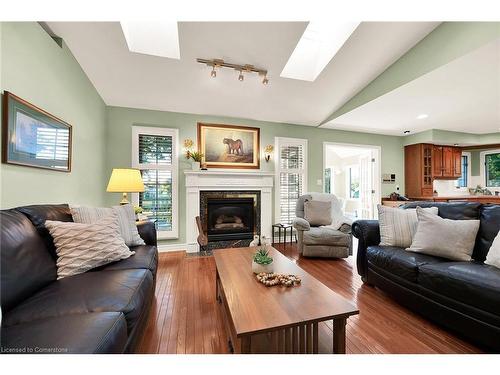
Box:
[106,168,145,205]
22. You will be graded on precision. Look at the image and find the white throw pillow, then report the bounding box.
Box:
[378,205,439,248]
[484,230,500,269]
[71,204,145,247]
[45,215,134,279]
[406,207,480,261]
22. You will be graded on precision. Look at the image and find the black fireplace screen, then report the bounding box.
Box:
[206,197,255,241]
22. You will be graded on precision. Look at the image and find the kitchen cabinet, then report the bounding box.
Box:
[405,143,463,198]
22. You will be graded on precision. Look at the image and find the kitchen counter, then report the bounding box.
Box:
[408,195,500,203]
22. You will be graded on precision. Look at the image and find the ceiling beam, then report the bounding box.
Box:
[320,22,500,126]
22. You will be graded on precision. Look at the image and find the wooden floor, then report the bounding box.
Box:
[137,244,482,354]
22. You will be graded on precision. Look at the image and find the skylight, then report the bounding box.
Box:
[120,21,180,59]
[280,21,359,82]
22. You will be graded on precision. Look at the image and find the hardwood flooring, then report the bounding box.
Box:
[137,244,481,354]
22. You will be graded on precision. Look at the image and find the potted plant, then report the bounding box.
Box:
[183,138,204,170]
[188,151,204,170]
[252,247,274,274]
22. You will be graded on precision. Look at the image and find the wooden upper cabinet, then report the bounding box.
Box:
[406,144,464,198]
[432,145,443,177]
[453,148,462,178]
[442,147,454,177]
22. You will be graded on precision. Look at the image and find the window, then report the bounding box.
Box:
[132,126,178,239]
[349,166,360,199]
[275,137,307,225]
[457,154,469,188]
[485,152,500,187]
[324,167,332,194]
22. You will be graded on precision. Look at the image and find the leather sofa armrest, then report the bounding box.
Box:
[136,220,157,247]
[293,217,310,231]
[352,220,380,279]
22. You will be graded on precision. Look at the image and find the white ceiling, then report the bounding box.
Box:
[324,38,500,136]
[47,21,439,126]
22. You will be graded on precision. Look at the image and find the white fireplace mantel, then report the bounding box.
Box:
[184,170,274,252]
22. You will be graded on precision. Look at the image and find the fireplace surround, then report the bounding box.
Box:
[200,191,260,249]
[185,170,274,252]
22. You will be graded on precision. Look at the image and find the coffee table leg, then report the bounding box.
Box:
[333,318,347,354]
[241,336,251,354]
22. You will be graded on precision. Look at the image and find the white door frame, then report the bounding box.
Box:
[323,141,382,219]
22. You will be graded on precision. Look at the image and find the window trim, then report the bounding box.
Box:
[274,137,308,225]
[131,125,179,240]
[480,149,500,189]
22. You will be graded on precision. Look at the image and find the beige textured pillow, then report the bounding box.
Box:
[485,230,500,269]
[304,200,332,226]
[406,206,480,261]
[378,205,438,248]
[70,204,145,247]
[45,215,134,279]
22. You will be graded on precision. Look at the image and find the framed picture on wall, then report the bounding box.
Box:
[198,123,260,169]
[2,91,72,172]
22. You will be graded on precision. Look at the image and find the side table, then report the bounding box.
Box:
[272,223,296,245]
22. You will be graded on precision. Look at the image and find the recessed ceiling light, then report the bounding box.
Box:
[454,143,459,146]
[280,21,359,82]
[120,21,180,59]
[416,114,429,120]
[404,130,411,134]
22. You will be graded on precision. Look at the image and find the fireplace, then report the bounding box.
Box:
[199,190,261,250]
[207,198,254,241]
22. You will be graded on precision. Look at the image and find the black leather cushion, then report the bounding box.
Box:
[0,312,127,354]
[92,245,158,276]
[136,221,157,247]
[367,246,448,283]
[400,201,481,220]
[419,262,500,316]
[16,204,73,259]
[3,269,154,334]
[474,204,500,262]
[1,210,57,312]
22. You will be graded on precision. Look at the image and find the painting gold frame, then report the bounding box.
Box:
[197,123,260,169]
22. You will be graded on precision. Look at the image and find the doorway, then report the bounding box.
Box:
[323,142,381,220]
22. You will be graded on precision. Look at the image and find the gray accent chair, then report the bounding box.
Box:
[293,193,353,258]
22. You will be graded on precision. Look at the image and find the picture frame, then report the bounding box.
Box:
[198,123,260,169]
[2,91,72,172]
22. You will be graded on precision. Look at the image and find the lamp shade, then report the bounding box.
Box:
[106,168,145,193]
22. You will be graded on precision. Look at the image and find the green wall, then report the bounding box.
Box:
[0,22,107,208]
[106,106,404,245]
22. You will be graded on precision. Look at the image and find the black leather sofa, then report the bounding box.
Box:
[352,201,500,352]
[0,204,158,354]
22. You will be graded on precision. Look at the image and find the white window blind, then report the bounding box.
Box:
[275,137,307,225]
[132,126,179,239]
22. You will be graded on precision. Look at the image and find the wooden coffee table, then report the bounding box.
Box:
[213,246,359,354]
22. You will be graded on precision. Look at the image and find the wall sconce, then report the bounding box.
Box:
[264,145,274,162]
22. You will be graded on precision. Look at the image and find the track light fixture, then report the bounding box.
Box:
[197,58,269,85]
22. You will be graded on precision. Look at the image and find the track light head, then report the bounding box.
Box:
[238,71,244,82]
[262,76,269,85]
[210,67,216,78]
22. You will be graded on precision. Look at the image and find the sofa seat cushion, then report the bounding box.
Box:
[418,262,500,316]
[3,269,153,334]
[1,312,127,354]
[367,246,448,283]
[92,245,158,276]
[303,227,350,246]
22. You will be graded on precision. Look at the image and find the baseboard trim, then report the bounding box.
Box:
[158,243,198,253]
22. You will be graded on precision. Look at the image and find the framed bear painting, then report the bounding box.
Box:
[197,123,260,169]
